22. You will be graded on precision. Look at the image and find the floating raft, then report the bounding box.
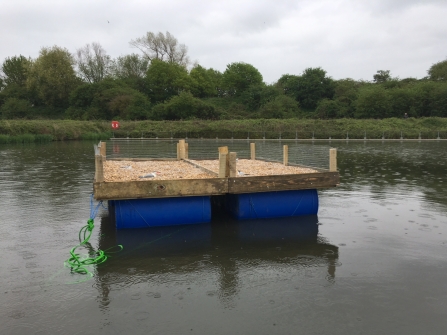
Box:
[93,140,339,228]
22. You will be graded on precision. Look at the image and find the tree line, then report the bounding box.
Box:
[1,31,446,121]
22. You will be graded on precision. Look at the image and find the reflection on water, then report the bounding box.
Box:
[95,215,338,310]
[1,140,447,335]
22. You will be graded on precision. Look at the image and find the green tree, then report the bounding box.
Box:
[1,55,30,87]
[259,95,300,119]
[207,68,225,97]
[333,79,359,104]
[27,46,79,109]
[411,81,447,117]
[101,87,151,120]
[276,74,300,97]
[277,69,334,110]
[110,54,149,93]
[0,55,32,102]
[111,54,148,80]
[151,91,219,120]
[373,70,392,83]
[399,77,419,86]
[315,99,348,119]
[145,59,190,103]
[428,82,447,116]
[67,79,151,120]
[331,78,363,117]
[354,85,391,118]
[221,62,263,97]
[411,81,434,117]
[239,84,280,111]
[130,31,189,66]
[75,42,111,83]
[428,59,447,81]
[295,67,335,110]
[0,97,32,119]
[431,82,447,117]
[385,80,403,90]
[189,65,221,98]
[388,87,416,118]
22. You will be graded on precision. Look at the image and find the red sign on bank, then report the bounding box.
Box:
[111,121,120,129]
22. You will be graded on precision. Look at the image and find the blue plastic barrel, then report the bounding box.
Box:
[226,189,319,220]
[111,196,211,229]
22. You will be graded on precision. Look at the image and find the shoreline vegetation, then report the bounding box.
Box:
[2,32,447,142]
[1,118,447,144]
[2,33,447,141]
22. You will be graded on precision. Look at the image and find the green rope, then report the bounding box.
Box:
[65,219,123,277]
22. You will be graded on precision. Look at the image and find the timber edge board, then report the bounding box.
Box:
[93,171,340,201]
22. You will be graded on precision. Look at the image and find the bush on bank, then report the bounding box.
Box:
[1,118,447,142]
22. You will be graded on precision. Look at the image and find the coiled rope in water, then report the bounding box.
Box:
[65,195,122,277]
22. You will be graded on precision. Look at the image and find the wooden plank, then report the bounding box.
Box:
[228,172,340,194]
[329,148,337,172]
[95,155,104,182]
[183,159,219,177]
[185,142,189,159]
[229,152,237,177]
[250,143,256,160]
[256,157,328,173]
[283,145,288,166]
[108,158,178,161]
[93,178,228,200]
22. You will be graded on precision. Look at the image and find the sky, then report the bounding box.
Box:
[1,0,447,83]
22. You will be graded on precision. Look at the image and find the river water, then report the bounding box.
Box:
[1,140,446,335]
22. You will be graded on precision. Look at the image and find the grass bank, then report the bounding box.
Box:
[1,118,447,143]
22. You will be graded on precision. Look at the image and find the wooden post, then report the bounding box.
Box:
[229,152,237,177]
[219,153,228,178]
[218,146,229,178]
[99,141,106,158]
[329,148,337,172]
[180,139,186,159]
[184,142,189,159]
[178,139,186,160]
[283,145,288,166]
[250,143,256,160]
[218,146,229,156]
[95,154,104,182]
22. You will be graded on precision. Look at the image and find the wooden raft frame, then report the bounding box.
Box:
[93,141,340,200]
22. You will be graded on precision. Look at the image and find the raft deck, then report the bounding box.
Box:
[93,140,340,201]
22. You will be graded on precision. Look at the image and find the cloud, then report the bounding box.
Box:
[367,0,446,14]
[1,0,447,83]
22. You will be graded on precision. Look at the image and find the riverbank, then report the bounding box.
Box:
[1,118,447,143]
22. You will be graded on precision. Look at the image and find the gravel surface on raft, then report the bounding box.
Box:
[189,159,318,176]
[103,160,212,182]
[103,159,318,182]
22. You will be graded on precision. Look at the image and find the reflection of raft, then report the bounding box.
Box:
[93,140,339,228]
[113,215,323,252]
[94,215,339,306]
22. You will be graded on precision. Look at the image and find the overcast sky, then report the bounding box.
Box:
[1,0,447,83]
